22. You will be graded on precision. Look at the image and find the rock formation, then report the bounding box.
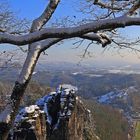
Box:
[7,84,99,140]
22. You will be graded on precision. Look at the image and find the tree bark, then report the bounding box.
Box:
[0,47,41,140]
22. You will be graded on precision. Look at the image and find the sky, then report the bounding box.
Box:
[1,0,140,66]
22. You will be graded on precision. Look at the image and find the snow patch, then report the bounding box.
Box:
[72,72,82,75]
[98,90,129,104]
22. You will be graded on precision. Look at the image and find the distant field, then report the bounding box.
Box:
[135,121,140,140]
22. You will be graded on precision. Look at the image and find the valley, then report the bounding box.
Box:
[1,62,140,139]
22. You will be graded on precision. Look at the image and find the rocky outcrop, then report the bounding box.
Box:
[8,84,99,140]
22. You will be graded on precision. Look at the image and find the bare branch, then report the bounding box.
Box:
[112,39,140,53]
[127,0,140,16]
[0,2,30,35]
[72,39,85,49]
[93,0,123,11]
[82,41,93,58]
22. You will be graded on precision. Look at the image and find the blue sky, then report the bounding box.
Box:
[1,0,140,65]
[9,0,78,20]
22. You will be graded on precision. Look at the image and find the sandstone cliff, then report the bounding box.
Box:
[8,84,99,140]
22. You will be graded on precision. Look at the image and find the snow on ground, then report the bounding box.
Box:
[87,74,103,77]
[108,69,140,75]
[72,72,82,75]
[98,86,137,104]
[98,88,132,104]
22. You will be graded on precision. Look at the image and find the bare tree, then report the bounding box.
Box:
[0,0,140,139]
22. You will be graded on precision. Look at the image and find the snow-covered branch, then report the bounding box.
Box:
[80,33,111,47]
[39,32,111,51]
[31,0,60,32]
[29,33,111,55]
[0,16,140,45]
[40,38,62,51]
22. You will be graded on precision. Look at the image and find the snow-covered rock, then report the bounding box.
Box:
[13,84,78,135]
[8,84,98,140]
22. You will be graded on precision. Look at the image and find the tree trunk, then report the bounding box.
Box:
[0,47,41,140]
